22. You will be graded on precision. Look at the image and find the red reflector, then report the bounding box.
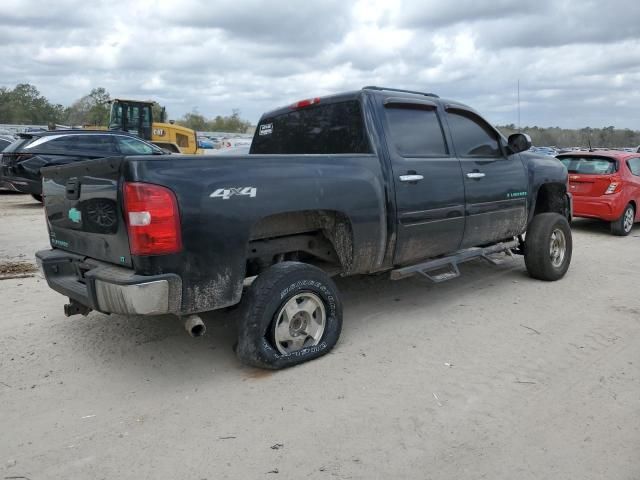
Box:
[123,182,182,256]
[290,97,321,109]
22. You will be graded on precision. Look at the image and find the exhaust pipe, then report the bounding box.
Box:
[183,314,206,337]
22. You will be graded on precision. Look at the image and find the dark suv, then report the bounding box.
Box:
[0,130,165,201]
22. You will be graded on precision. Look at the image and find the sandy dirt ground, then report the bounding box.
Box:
[1,191,639,480]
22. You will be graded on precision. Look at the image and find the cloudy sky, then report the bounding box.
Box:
[2,0,640,128]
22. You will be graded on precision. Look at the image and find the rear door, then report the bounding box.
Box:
[445,107,528,248]
[382,98,466,265]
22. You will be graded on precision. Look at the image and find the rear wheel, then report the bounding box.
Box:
[31,194,43,203]
[236,261,342,369]
[524,213,572,281]
[611,203,635,236]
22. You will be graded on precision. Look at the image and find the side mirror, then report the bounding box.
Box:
[507,133,532,154]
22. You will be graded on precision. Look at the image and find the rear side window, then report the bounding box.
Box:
[45,136,79,150]
[116,136,156,155]
[559,156,617,175]
[628,158,640,176]
[0,139,11,151]
[384,105,448,157]
[44,135,116,153]
[447,110,501,157]
[250,100,371,154]
[74,135,116,152]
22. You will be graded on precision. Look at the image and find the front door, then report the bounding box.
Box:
[382,98,466,266]
[445,108,528,248]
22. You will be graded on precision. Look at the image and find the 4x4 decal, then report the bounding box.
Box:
[210,187,257,200]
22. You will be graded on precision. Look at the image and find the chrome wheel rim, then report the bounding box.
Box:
[273,292,326,355]
[549,228,566,268]
[623,207,634,232]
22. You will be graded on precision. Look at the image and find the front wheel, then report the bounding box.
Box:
[236,261,342,369]
[524,213,572,281]
[611,203,635,236]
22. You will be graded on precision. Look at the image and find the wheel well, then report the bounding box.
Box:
[247,210,354,275]
[533,183,567,217]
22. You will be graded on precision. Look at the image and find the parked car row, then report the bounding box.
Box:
[196,134,253,150]
[0,130,165,201]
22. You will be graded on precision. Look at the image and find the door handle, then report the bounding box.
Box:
[399,175,424,182]
[466,172,485,179]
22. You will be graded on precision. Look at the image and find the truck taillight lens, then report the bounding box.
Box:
[604,182,620,195]
[123,182,182,255]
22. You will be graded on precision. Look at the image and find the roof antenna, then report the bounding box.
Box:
[517,79,520,132]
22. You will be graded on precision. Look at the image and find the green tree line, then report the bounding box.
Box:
[498,124,640,148]
[0,83,251,133]
[177,109,252,133]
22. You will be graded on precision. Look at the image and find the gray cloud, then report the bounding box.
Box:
[395,0,543,28]
[1,0,639,128]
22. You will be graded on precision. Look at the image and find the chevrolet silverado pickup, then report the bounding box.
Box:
[36,86,573,369]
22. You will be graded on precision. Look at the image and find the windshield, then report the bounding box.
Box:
[559,156,618,175]
[109,102,152,134]
[109,102,122,130]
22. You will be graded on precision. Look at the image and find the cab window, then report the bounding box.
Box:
[447,110,501,158]
[251,100,371,154]
[384,105,448,157]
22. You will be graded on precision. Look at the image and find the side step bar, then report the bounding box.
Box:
[390,239,520,282]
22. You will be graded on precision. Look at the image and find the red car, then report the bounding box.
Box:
[558,150,640,235]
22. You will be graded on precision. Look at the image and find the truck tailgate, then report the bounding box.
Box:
[42,156,133,268]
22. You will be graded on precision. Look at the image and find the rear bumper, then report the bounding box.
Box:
[572,194,625,221]
[0,169,41,194]
[36,249,182,315]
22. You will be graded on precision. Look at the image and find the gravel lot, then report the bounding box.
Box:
[1,191,639,479]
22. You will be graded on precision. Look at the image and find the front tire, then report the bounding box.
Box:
[524,213,572,281]
[236,261,342,369]
[611,203,635,236]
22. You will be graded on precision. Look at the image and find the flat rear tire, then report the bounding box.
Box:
[236,261,342,369]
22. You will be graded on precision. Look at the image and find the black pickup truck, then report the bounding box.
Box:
[36,86,572,369]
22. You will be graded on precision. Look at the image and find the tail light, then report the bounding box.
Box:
[604,181,621,195]
[290,97,320,109]
[2,153,32,165]
[123,182,182,255]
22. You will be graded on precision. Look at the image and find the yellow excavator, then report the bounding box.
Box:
[108,99,202,154]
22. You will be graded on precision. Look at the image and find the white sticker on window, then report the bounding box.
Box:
[259,123,273,136]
